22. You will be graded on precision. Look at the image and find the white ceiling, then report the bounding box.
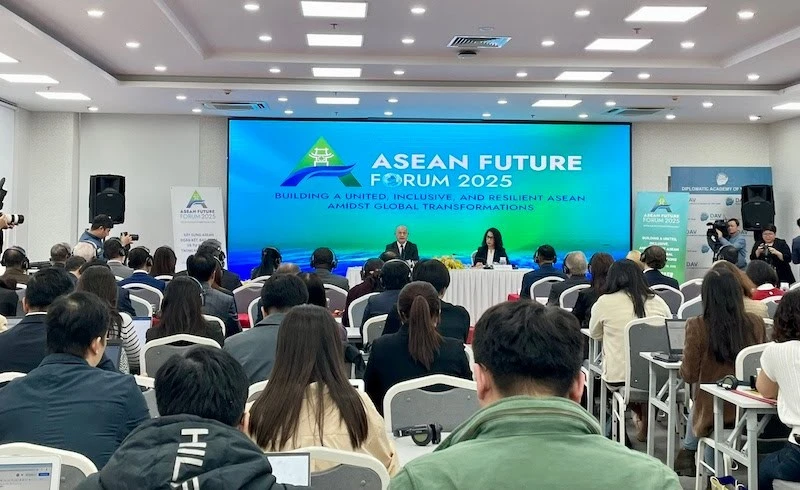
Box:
[1,0,800,123]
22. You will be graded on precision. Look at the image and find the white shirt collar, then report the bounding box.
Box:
[25,312,48,316]
[397,241,406,248]
[133,269,148,274]
[643,267,654,273]
[107,260,123,265]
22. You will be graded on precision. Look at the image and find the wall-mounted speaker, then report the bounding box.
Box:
[89,174,126,224]
[741,184,774,231]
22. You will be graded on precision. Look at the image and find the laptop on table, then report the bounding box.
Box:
[653,319,686,362]
[0,455,61,490]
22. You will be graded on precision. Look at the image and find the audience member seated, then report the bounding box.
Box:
[342,258,384,328]
[188,253,241,337]
[572,252,614,328]
[248,305,398,474]
[146,276,225,347]
[0,246,30,285]
[198,239,243,292]
[757,290,800,489]
[310,247,350,291]
[103,238,133,278]
[79,260,136,317]
[210,260,234,296]
[546,251,590,306]
[225,274,308,384]
[118,247,166,291]
[0,268,74,373]
[717,245,740,266]
[383,259,470,342]
[77,265,141,373]
[79,214,132,258]
[0,278,17,317]
[642,245,680,289]
[712,260,769,318]
[362,259,411,326]
[364,281,472,414]
[251,246,282,280]
[65,255,87,280]
[473,227,508,267]
[299,272,327,308]
[385,225,420,262]
[751,224,796,284]
[626,250,646,271]
[379,251,398,262]
[673,269,766,476]
[72,241,98,263]
[390,300,681,489]
[149,246,177,278]
[48,242,72,269]
[80,347,290,489]
[747,259,784,301]
[0,292,149,468]
[519,245,567,299]
[275,262,300,275]
[589,259,671,441]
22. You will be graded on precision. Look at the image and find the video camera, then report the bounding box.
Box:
[0,177,24,227]
[706,219,729,240]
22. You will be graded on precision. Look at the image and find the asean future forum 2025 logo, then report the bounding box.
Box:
[280,137,362,188]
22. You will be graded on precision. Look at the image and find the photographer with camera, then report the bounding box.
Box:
[79,215,134,258]
[707,218,747,269]
[750,224,796,284]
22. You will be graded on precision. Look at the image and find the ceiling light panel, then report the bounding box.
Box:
[0,52,18,63]
[36,92,90,100]
[316,97,360,104]
[0,74,59,84]
[532,99,582,107]
[301,1,367,18]
[307,34,364,47]
[312,67,362,77]
[585,38,653,51]
[773,103,800,111]
[556,71,612,81]
[625,6,707,23]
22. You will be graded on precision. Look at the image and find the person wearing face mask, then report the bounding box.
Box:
[750,224,795,285]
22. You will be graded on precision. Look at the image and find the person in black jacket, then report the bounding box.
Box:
[641,246,680,290]
[364,282,472,414]
[473,227,509,267]
[77,347,290,489]
[383,259,470,342]
[572,252,614,329]
[750,224,796,285]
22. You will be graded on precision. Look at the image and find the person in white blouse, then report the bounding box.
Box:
[473,227,509,267]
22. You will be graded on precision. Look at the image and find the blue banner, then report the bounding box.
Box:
[633,192,690,283]
[670,167,772,195]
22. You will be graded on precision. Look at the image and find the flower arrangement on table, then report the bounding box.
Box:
[433,255,466,270]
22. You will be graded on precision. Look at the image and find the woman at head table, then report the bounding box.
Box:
[473,228,509,267]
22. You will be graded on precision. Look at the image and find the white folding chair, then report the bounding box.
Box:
[122,283,164,311]
[765,318,775,341]
[0,442,97,490]
[362,314,388,346]
[350,379,365,393]
[14,288,25,314]
[651,285,685,317]
[677,296,703,320]
[247,380,269,402]
[233,283,263,315]
[114,276,124,281]
[761,296,781,318]
[202,314,226,336]
[139,334,221,376]
[0,372,26,384]
[289,446,390,490]
[247,297,261,329]
[251,275,271,283]
[559,284,591,311]
[128,295,154,318]
[530,277,564,304]
[383,374,478,432]
[679,279,703,303]
[348,292,379,332]
[134,375,159,418]
[155,275,173,282]
[324,284,348,313]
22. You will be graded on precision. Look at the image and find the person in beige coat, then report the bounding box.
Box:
[247,305,398,475]
[711,260,770,318]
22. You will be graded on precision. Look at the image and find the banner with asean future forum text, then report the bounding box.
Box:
[633,192,690,283]
[171,187,227,271]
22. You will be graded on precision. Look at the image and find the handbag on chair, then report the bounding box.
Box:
[710,476,746,490]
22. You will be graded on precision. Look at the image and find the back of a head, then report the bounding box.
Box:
[718,245,739,265]
[49,243,71,263]
[379,251,398,262]
[311,247,335,270]
[773,289,800,342]
[103,238,125,261]
[362,258,384,276]
[187,253,216,282]
[701,269,755,363]
[257,247,282,275]
[76,266,119,307]
[46,291,110,357]
[261,273,309,313]
[564,251,588,275]
[1,247,26,269]
[411,259,450,294]
[72,242,97,262]
[711,260,755,298]
[26,268,75,310]
[625,250,645,270]
[642,246,667,270]
[161,277,205,336]
[127,247,151,271]
[605,259,653,318]
[299,272,327,308]
[536,245,556,263]
[473,301,583,397]
[275,262,301,275]
[588,252,614,292]
[197,240,225,265]
[151,246,177,276]
[397,281,442,369]
[65,256,87,273]
[155,346,248,427]
[381,259,411,290]
[745,259,779,287]
[90,214,113,231]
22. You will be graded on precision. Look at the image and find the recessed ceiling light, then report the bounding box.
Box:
[773,102,800,111]
[244,3,260,12]
[0,52,18,63]
[702,101,713,108]
[176,94,187,101]
[747,73,760,81]
[87,9,104,18]
[307,34,364,47]
[665,113,676,120]
[681,40,695,49]
[556,71,613,81]
[605,100,616,107]
[478,26,494,32]
[88,106,99,112]
[625,6,707,23]
[387,97,398,103]
[532,99,582,108]
[384,111,394,116]
[749,115,761,122]
[393,69,405,75]
[301,1,367,18]
[738,10,755,20]
[541,39,555,47]
[312,67,361,77]
[284,109,294,115]
[578,113,589,119]
[497,99,508,105]
[638,72,651,80]
[278,97,288,102]
[0,74,59,84]
[585,38,653,52]
[126,41,140,49]
[516,71,528,78]
[401,37,415,45]
[258,34,273,42]
[482,112,492,118]
[192,108,202,113]
[316,96,360,105]
[269,67,281,73]
[574,9,590,18]
[35,92,90,101]
[410,6,426,14]
[154,65,167,72]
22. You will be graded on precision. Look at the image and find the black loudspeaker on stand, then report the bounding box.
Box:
[740,184,774,232]
[89,175,126,224]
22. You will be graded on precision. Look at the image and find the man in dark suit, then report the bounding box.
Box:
[118,247,166,292]
[0,246,30,285]
[311,247,350,291]
[188,252,241,337]
[520,245,568,299]
[385,225,420,262]
[198,239,242,292]
[547,252,590,306]
[641,246,680,289]
[0,268,75,373]
[342,258,384,328]
[361,260,412,331]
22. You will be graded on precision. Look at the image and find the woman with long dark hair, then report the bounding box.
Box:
[299,272,327,308]
[572,252,614,328]
[248,305,398,474]
[146,276,225,346]
[251,247,282,280]
[473,227,509,266]
[364,281,472,413]
[712,260,769,318]
[150,246,177,277]
[674,269,766,476]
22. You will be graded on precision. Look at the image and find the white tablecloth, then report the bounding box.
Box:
[391,433,452,466]
[347,267,532,324]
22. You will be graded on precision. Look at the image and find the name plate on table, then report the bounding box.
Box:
[492,265,513,271]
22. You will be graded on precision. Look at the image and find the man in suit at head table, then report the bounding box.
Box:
[385,225,419,262]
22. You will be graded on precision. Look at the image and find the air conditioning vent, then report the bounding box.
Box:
[605,107,665,117]
[447,36,511,49]
[202,102,268,111]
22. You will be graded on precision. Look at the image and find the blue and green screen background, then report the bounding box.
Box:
[227,119,632,277]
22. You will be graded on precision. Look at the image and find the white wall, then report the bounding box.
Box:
[769,117,800,277]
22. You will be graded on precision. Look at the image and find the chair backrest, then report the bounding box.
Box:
[0,442,97,490]
[122,283,164,311]
[735,342,770,380]
[677,296,703,320]
[233,283,263,315]
[350,379,365,392]
[324,284,348,313]
[362,314,388,345]
[0,371,25,384]
[134,375,159,417]
[790,282,800,292]
[348,292,379,331]
[247,297,261,329]
[155,275,173,282]
[140,334,221,376]
[559,284,591,310]
[622,316,670,402]
[765,318,775,341]
[384,374,479,432]
[530,276,564,301]
[248,380,269,402]
[762,296,780,318]
[679,279,703,302]
[289,446,390,490]
[128,294,154,318]
[251,275,271,283]
[651,285,685,316]
[202,314,226,336]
